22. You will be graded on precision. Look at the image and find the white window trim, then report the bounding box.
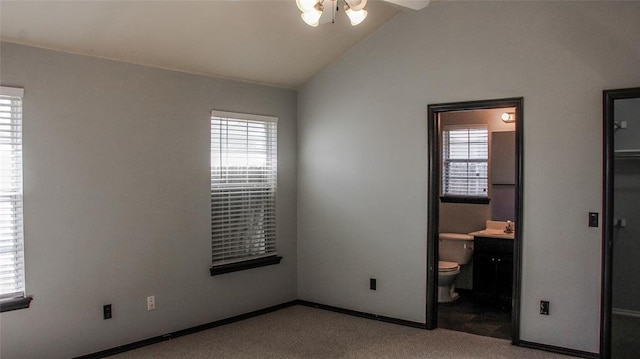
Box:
[209,110,281,275]
[441,124,489,198]
[0,86,31,312]
[210,110,277,125]
[0,87,24,98]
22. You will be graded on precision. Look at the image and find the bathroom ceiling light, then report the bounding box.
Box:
[296,0,368,27]
[501,112,515,123]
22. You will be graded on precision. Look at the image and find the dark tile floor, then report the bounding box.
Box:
[438,290,512,340]
[612,313,640,359]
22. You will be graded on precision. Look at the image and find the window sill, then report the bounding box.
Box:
[210,255,282,276]
[440,196,490,205]
[0,296,33,313]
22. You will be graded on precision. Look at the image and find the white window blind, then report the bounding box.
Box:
[442,126,488,197]
[210,111,277,266]
[0,87,25,299]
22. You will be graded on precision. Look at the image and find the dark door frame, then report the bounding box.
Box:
[426,97,524,344]
[601,87,640,359]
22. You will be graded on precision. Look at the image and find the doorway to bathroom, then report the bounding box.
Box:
[426,98,523,344]
[601,87,640,359]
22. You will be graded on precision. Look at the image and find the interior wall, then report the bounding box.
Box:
[297,1,640,354]
[0,42,297,359]
[613,98,640,313]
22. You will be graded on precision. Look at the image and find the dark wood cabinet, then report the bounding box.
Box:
[473,236,514,309]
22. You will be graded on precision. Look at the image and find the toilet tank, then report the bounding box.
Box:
[439,233,474,265]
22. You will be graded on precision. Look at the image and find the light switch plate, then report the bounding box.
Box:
[540,300,550,315]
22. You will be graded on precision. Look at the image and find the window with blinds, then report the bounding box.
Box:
[0,87,25,300]
[442,126,488,198]
[210,111,280,274]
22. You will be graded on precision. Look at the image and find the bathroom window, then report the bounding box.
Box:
[441,125,489,203]
[209,111,281,276]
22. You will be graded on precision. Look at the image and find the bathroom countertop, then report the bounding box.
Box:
[469,229,515,240]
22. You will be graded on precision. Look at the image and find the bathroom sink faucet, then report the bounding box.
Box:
[504,221,514,234]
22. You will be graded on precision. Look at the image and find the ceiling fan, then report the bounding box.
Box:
[384,0,431,11]
[296,0,430,27]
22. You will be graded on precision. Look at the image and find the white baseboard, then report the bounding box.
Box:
[613,308,640,318]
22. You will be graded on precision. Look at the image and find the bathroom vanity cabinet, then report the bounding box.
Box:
[472,236,514,308]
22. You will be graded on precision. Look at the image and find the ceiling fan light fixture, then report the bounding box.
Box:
[297,0,368,27]
[296,0,320,12]
[345,7,367,26]
[301,8,323,27]
[345,0,367,11]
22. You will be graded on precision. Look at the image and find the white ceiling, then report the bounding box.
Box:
[0,1,428,89]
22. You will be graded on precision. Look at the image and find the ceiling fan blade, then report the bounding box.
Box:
[382,0,430,11]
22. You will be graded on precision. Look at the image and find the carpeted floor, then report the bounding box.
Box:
[110,305,574,358]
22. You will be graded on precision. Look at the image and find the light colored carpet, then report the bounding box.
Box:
[111,305,574,358]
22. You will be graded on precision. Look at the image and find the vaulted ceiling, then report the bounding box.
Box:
[0,1,430,89]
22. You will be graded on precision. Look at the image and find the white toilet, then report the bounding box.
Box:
[438,233,474,303]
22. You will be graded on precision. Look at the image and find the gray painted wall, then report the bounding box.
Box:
[0,42,297,358]
[613,98,640,313]
[297,1,640,354]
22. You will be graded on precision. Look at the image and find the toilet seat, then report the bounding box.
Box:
[438,260,459,272]
[439,233,474,241]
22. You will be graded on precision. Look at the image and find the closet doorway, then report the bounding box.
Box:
[601,87,640,359]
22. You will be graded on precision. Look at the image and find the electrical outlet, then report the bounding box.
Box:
[540,300,550,315]
[103,304,112,319]
[147,295,156,311]
[370,278,377,290]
